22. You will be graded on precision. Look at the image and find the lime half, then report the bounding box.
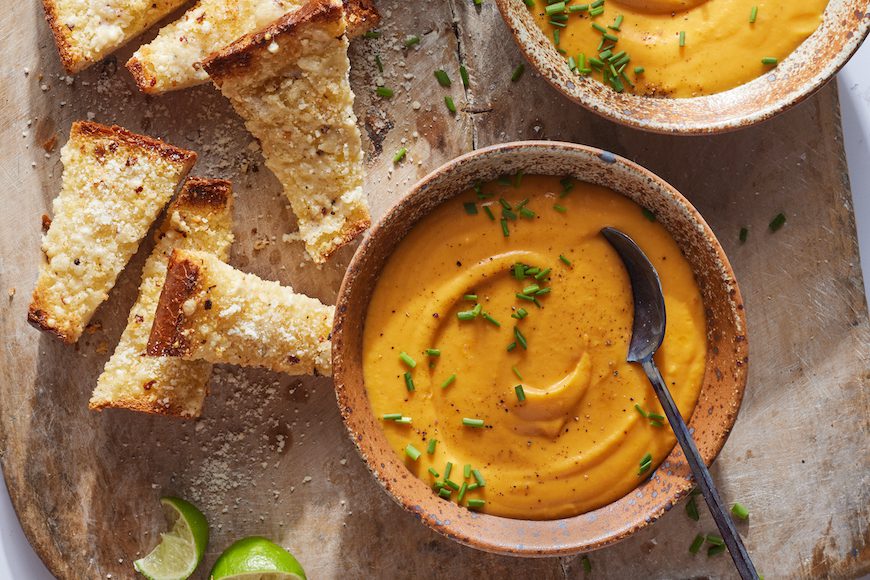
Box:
[210,536,307,580]
[134,496,209,580]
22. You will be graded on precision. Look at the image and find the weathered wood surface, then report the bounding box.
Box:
[1,0,868,578]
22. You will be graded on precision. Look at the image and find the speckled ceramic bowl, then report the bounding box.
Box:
[495,0,870,134]
[332,142,748,556]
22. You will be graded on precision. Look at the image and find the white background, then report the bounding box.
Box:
[2,43,868,580]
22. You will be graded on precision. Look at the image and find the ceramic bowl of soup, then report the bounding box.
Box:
[332,141,748,555]
[495,0,870,134]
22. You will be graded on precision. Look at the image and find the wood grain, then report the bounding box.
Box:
[0,1,867,578]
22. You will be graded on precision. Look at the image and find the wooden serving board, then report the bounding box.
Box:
[1,1,867,578]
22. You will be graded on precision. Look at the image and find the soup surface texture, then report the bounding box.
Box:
[527,0,828,97]
[363,175,707,519]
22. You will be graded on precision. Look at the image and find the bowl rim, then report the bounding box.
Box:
[494,0,870,135]
[332,141,749,556]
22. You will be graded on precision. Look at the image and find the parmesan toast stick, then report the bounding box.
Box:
[127,0,377,94]
[28,121,197,343]
[147,249,334,376]
[89,178,234,417]
[203,0,376,263]
[42,0,189,74]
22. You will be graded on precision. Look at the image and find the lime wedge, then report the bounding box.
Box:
[134,496,209,580]
[210,536,307,580]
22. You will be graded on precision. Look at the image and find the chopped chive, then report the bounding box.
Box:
[502,208,517,221]
[458,481,469,503]
[405,444,421,461]
[639,452,653,474]
[769,212,786,231]
[560,177,574,193]
[642,207,656,221]
[650,420,664,427]
[513,263,526,279]
[500,218,510,237]
[590,5,604,16]
[483,205,495,221]
[602,33,618,42]
[425,348,441,357]
[519,207,536,218]
[686,496,700,521]
[463,202,478,215]
[482,312,501,327]
[383,413,402,420]
[512,366,524,380]
[404,372,415,392]
[467,499,486,509]
[591,0,605,8]
[708,544,726,557]
[634,66,645,74]
[516,294,535,304]
[445,96,457,113]
[610,14,623,30]
[559,254,572,266]
[515,384,526,402]
[634,404,648,417]
[393,147,407,164]
[460,65,470,88]
[514,326,528,350]
[545,1,565,15]
[581,556,592,573]
[553,204,567,213]
[463,418,485,428]
[399,352,417,368]
[592,22,608,34]
[739,227,749,243]
[761,57,778,66]
[375,86,394,98]
[375,54,384,73]
[512,308,528,319]
[499,197,512,210]
[438,488,452,498]
[523,284,540,295]
[535,287,551,296]
[506,342,517,352]
[463,464,472,479]
[731,503,750,520]
[434,69,451,87]
[749,5,758,23]
[427,439,437,454]
[471,469,486,487]
[467,483,479,491]
[457,310,476,320]
[648,413,665,421]
[471,303,482,316]
[464,294,478,301]
[404,35,421,47]
[706,534,725,547]
[363,30,381,39]
[441,374,456,389]
[444,479,460,491]
[679,31,686,47]
[511,64,525,82]
[689,534,705,554]
[444,462,453,479]
[428,467,440,477]
[568,4,588,12]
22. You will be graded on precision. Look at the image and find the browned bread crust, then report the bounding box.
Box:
[147,250,201,358]
[71,121,198,165]
[42,0,76,73]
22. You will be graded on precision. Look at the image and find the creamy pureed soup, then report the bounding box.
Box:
[527,0,828,97]
[362,175,707,519]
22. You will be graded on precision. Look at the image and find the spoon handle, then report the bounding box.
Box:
[641,358,759,580]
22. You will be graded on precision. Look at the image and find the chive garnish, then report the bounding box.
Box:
[463,294,478,301]
[434,69,451,87]
[769,212,786,231]
[634,404,648,417]
[463,418,485,427]
[512,366,524,380]
[400,352,416,368]
[444,479,460,491]
[648,413,665,421]
[515,384,526,402]
[591,23,608,34]
[499,197,512,210]
[444,462,453,479]
[457,310,476,320]
[471,303,482,316]
[460,65,470,88]
[444,96,457,113]
[463,464,472,479]
[708,544,726,557]
[638,452,653,475]
[581,556,592,573]
[428,439,438,454]
[731,503,750,520]
[376,86,394,98]
[404,372,415,392]
[686,496,700,521]
[513,263,526,279]
[511,64,525,82]
[679,31,686,47]
[634,66,645,74]
[393,148,407,164]
[425,348,441,357]
[545,1,565,15]
[560,177,574,193]
[706,534,724,547]
[761,57,778,66]
[642,208,656,221]
[441,374,456,389]
[363,30,381,39]
[559,254,572,266]
[591,0,605,8]
[501,219,510,237]
[749,5,758,23]
[383,413,402,420]
[519,207,535,218]
[404,35,421,47]
[553,204,567,213]
[739,227,749,243]
[523,284,540,295]
[512,308,528,319]
[458,482,469,503]
[482,312,502,327]
[405,444,421,461]
[471,469,486,487]
[514,326,528,350]
[428,467,440,477]
[438,488,452,498]
[467,499,486,509]
[483,205,495,221]
[464,202,478,215]
[650,420,664,428]
[610,14,623,30]
[689,534,705,554]
[467,483,479,491]
[506,342,517,352]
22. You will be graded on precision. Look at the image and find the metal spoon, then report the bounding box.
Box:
[601,226,759,580]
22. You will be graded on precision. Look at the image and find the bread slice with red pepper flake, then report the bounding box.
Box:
[89,178,234,417]
[203,0,375,263]
[127,0,377,94]
[28,121,196,343]
[42,0,188,74]
[147,249,334,376]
